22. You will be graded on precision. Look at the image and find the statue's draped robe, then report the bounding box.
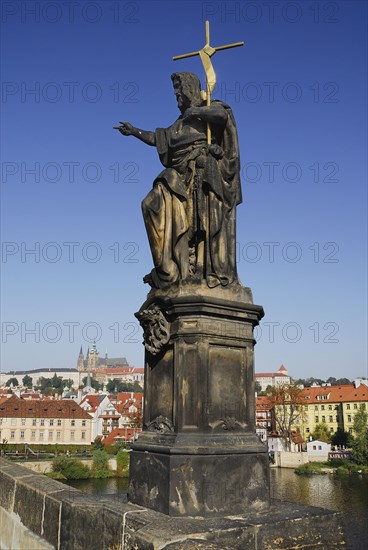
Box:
[142,100,242,289]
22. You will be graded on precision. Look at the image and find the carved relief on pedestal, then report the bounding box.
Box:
[137,304,170,355]
[209,417,246,431]
[146,415,174,434]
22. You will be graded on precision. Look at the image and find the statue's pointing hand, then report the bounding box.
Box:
[113,121,133,136]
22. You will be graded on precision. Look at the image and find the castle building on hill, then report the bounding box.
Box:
[77,342,129,373]
[255,364,291,392]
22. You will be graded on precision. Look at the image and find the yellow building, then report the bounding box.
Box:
[0,395,92,445]
[298,384,368,440]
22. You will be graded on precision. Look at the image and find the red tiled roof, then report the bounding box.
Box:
[0,396,10,406]
[102,427,141,445]
[256,396,272,410]
[80,394,104,408]
[0,395,91,419]
[301,385,368,403]
[21,393,41,399]
[117,392,144,402]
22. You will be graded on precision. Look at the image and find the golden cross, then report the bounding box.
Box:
[173,21,244,144]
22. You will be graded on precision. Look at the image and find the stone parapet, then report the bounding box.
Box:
[0,457,346,550]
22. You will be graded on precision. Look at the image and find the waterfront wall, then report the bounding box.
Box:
[13,457,117,474]
[274,451,309,468]
[274,452,332,468]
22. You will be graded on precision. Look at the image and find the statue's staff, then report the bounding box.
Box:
[173,21,244,145]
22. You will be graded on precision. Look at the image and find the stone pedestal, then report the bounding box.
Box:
[129,282,269,517]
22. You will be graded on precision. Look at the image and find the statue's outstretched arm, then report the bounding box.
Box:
[113,121,156,146]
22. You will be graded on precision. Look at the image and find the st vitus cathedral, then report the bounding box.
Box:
[76,342,129,373]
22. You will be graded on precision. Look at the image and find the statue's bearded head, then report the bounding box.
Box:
[171,72,202,112]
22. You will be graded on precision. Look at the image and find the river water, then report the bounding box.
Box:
[65,469,368,549]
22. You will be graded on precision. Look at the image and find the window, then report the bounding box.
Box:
[56,432,61,440]
[328,405,332,410]
[31,431,36,439]
[10,431,15,439]
[346,404,350,410]
[57,419,62,426]
[32,419,36,426]
[82,420,86,427]
[48,431,53,440]
[40,419,45,426]
[321,405,325,410]
[315,416,319,422]
[329,416,333,422]
[313,445,316,450]
[21,418,26,425]
[330,427,334,432]
[315,405,318,411]
[49,419,54,426]
[11,418,16,426]
[39,431,44,440]
[306,428,310,433]
[70,432,75,440]
[20,431,24,439]
[354,404,358,410]
[71,420,75,427]
[322,416,326,422]
[318,445,322,450]
[348,415,352,422]
[81,432,86,439]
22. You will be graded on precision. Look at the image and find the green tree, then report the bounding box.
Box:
[106,379,143,394]
[82,376,102,390]
[335,378,352,386]
[92,449,110,476]
[331,428,353,448]
[6,377,19,387]
[22,375,33,388]
[52,455,90,479]
[267,382,305,451]
[255,381,262,394]
[116,449,129,476]
[62,378,74,389]
[311,422,330,442]
[51,374,63,390]
[92,437,104,450]
[38,377,53,391]
[351,407,368,465]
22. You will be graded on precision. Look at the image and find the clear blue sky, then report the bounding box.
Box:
[1,1,367,381]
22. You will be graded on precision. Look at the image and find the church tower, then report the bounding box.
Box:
[87,341,100,372]
[77,346,85,372]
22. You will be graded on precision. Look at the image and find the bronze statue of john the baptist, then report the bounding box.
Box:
[114,72,242,290]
